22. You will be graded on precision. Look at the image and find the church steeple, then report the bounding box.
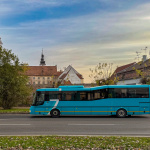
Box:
[40,49,46,66]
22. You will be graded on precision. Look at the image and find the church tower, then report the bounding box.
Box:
[40,50,46,66]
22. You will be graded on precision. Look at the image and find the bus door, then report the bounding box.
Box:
[60,92,75,115]
[34,91,45,114]
[74,91,92,115]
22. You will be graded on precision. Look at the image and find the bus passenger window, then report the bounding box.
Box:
[80,92,87,100]
[62,92,73,101]
[94,90,100,100]
[58,94,62,101]
[66,94,72,101]
[88,93,91,100]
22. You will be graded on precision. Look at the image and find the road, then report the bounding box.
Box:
[0,114,150,136]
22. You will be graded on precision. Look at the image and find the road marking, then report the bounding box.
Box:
[0,124,31,126]
[68,124,124,126]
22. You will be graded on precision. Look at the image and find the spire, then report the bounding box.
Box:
[40,49,46,66]
[0,37,3,46]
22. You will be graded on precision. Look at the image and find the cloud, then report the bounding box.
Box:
[1,1,150,82]
[0,0,81,16]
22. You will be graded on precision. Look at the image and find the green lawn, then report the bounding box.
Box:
[0,108,29,113]
[0,136,150,149]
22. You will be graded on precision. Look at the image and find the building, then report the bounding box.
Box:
[26,65,58,88]
[26,51,84,89]
[58,65,84,84]
[112,55,150,85]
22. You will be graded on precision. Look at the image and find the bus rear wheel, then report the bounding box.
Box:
[116,109,127,118]
[50,109,60,118]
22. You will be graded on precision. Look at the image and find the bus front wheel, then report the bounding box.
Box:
[50,109,60,118]
[116,109,127,118]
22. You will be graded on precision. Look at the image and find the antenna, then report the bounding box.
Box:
[135,51,141,62]
[141,46,148,55]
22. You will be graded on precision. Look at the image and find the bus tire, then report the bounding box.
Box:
[116,109,127,118]
[50,109,60,118]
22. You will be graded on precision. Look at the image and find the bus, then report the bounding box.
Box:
[30,85,150,118]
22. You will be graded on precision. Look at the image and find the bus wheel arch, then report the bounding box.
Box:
[50,109,60,118]
[116,108,127,118]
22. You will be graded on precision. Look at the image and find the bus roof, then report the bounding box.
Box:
[36,84,150,92]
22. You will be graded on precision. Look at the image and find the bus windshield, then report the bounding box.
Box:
[33,91,45,106]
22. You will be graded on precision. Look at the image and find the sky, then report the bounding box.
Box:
[1,0,150,83]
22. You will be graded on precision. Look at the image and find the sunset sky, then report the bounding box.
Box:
[1,0,150,82]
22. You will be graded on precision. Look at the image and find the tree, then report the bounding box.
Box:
[89,63,118,86]
[0,46,32,109]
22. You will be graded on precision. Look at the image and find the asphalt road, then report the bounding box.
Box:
[0,114,150,136]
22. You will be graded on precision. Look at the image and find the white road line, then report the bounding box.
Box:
[0,124,31,126]
[68,124,124,126]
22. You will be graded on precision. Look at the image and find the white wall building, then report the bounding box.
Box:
[58,65,84,84]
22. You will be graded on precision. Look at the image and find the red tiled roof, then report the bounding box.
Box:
[76,74,84,79]
[59,73,68,79]
[57,71,63,76]
[111,62,135,79]
[115,62,135,74]
[25,66,58,76]
[64,80,72,85]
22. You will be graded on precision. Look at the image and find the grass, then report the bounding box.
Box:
[0,108,29,114]
[0,136,150,149]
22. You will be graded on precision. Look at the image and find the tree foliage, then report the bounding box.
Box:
[89,63,118,86]
[0,46,32,109]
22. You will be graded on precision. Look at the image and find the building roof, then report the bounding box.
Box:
[115,62,136,74]
[118,59,150,74]
[58,65,84,80]
[115,58,150,81]
[26,66,58,76]
[111,62,135,79]
[63,80,72,85]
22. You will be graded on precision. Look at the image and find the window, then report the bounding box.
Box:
[108,88,149,98]
[33,77,35,79]
[91,89,108,100]
[62,92,74,101]
[49,92,62,101]
[94,90,100,100]
[80,92,87,100]
[38,81,40,85]
[38,77,40,79]
[43,77,45,79]
[36,91,45,105]
[128,88,149,98]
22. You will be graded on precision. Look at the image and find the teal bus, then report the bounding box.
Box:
[30,85,150,118]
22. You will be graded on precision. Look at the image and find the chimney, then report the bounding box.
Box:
[142,55,147,62]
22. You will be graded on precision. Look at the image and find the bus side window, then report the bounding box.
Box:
[62,92,74,101]
[100,89,108,99]
[87,93,91,100]
[58,93,62,101]
[80,92,87,100]
[94,90,100,100]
